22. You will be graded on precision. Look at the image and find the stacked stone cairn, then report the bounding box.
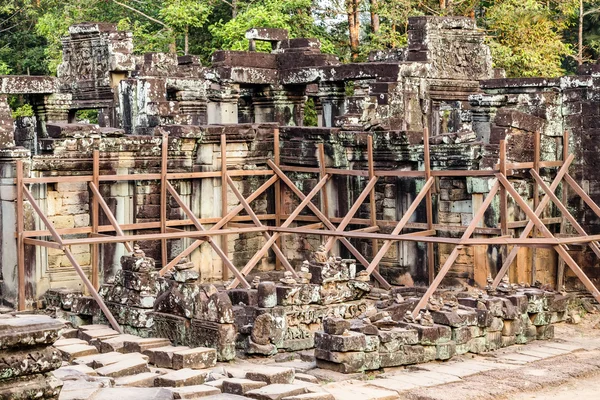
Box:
[0,315,64,399]
[314,279,570,373]
[91,245,160,336]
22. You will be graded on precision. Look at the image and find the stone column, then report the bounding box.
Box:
[207,83,240,124]
[253,86,275,123]
[273,85,307,126]
[318,82,346,128]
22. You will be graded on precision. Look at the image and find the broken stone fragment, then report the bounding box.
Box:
[322,317,350,335]
[171,347,217,370]
[258,282,277,308]
[173,269,199,283]
[314,331,368,352]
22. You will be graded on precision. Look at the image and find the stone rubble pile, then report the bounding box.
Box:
[314,283,570,373]
[0,315,64,399]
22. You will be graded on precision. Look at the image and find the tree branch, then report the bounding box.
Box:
[111,0,169,28]
[583,6,600,16]
[217,0,233,7]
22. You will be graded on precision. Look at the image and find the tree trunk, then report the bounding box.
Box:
[232,0,238,18]
[185,25,189,55]
[370,0,380,33]
[440,0,446,10]
[347,0,360,60]
[579,0,583,65]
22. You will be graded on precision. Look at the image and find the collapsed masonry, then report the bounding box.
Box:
[1,15,600,373]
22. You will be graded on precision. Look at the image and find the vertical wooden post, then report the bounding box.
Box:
[160,133,168,269]
[557,130,569,289]
[274,128,282,271]
[367,136,378,263]
[91,150,100,289]
[531,132,540,284]
[16,159,25,311]
[318,143,329,220]
[423,128,435,284]
[221,133,229,279]
[499,140,509,280]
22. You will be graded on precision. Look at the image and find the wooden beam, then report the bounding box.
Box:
[91,150,100,289]
[366,177,435,276]
[221,133,229,280]
[160,133,168,269]
[226,174,297,278]
[491,154,575,288]
[267,160,392,289]
[165,181,251,288]
[324,176,378,252]
[367,135,378,271]
[228,173,330,289]
[412,181,501,317]
[274,128,282,271]
[23,186,64,246]
[557,130,569,289]
[530,169,600,258]
[16,160,25,311]
[89,182,134,253]
[424,127,435,284]
[317,143,329,221]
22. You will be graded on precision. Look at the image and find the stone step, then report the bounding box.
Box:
[98,334,142,353]
[293,374,319,384]
[282,393,335,400]
[245,384,308,400]
[58,343,98,362]
[73,351,148,368]
[172,347,217,370]
[169,384,221,398]
[322,381,398,400]
[155,368,210,387]
[124,337,171,353]
[115,371,164,387]
[143,345,184,366]
[54,338,88,347]
[222,378,267,395]
[78,327,120,342]
[95,357,150,378]
[78,324,112,331]
[59,328,79,339]
[246,366,295,384]
[76,387,175,400]
[52,364,98,379]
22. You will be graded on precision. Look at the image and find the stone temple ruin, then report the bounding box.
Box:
[2,15,600,399]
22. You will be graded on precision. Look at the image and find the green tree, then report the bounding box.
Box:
[159,0,213,55]
[484,0,573,77]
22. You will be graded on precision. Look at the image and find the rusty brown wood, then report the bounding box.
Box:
[491,154,575,288]
[367,135,378,267]
[91,150,100,289]
[531,132,541,284]
[165,181,251,288]
[412,181,501,317]
[530,170,600,258]
[274,128,282,271]
[557,130,570,289]
[423,127,435,284]
[23,186,64,246]
[23,238,63,249]
[89,182,134,253]
[499,140,508,236]
[16,159,25,310]
[221,133,229,280]
[323,176,378,252]
[496,173,600,303]
[228,173,330,289]
[160,133,168,269]
[318,143,329,221]
[564,173,600,219]
[267,159,392,289]
[226,174,297,278]
[366,177,435,276]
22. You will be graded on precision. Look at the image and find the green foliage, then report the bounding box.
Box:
[0,61,11,75]
[159,0,212,33]
[484,0,573,77]
[303,98,318,126]
[12,104,34,119]
[75,109,99,124]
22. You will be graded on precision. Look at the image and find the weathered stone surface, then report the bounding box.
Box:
[153,346,190,369]
[170,384,221,398]
[59,343,99,361]
[123,337,171,353]
[314,331,367,352]
[172,347,217,370]
[95,357,150,378]
[246,384,307,400]
[114,372,163,387]
[246,366,295,384]
[98,334,142,353]
[322,318,350,335]
[81,387,175,400]
[222,378,267,395]
[258,282,277,308]
[0,372,63,400]
[0,315,64,350]
[155,368,209,387]
[0,345,62,380]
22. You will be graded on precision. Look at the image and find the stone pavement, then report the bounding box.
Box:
[52,318,600,400]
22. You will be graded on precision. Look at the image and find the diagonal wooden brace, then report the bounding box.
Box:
[412,181,501,317]
[324,176,378,251]
[89,182,134,253]
[23,186,123,333]
[491,154,574,288]
[228,173,330,289]
[496,173,600,302]
[366,177,435,276]
[226,174,297,278]
[267,160,392,290]
[530,170,600,258]
[159,175,278,276]
[166,181,251,289]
